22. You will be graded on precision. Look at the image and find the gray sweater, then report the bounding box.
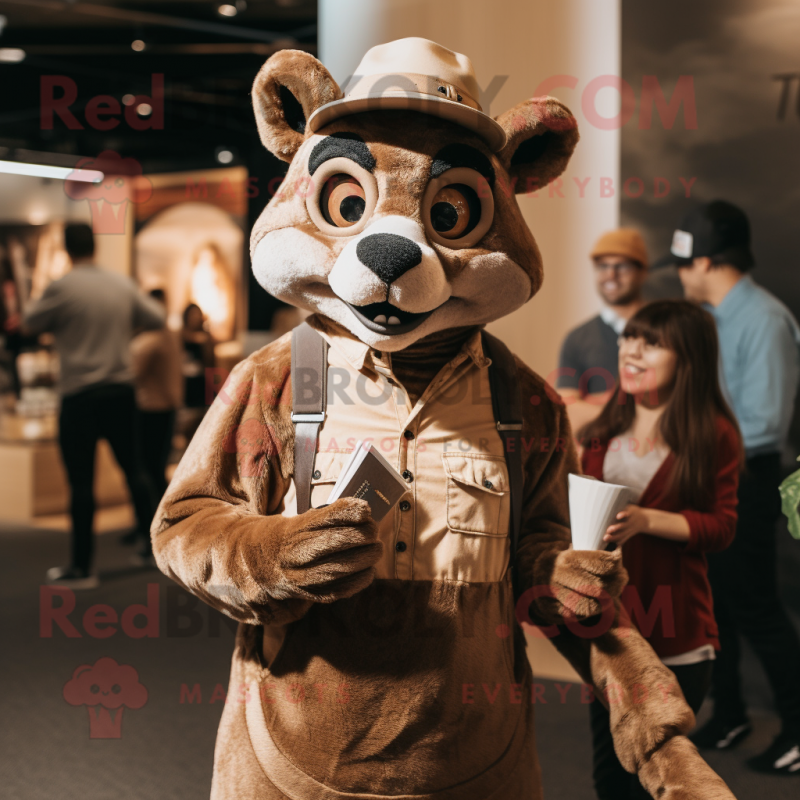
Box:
[23,265,166,397]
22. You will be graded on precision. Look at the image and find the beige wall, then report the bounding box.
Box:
[319,0,620,378]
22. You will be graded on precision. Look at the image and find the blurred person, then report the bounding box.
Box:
[557,229,649,431]
[579,300,742,799]
[22,223,165,588]
[180,302,215,443]
[660,200,800,774]
[130,288,183,510]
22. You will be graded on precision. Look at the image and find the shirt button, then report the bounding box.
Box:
[399,500,411,512]
[402,470,413,482]
[312,470,322,480]
[395,541,407,552]
[404,430,415,440]
[483,479,493,490]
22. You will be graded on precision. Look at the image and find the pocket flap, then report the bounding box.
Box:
[310,450,352,484]
[442,454,509,495]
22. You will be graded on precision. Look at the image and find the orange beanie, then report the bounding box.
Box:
[590,229,648,268]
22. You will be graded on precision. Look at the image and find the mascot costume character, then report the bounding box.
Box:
[153,38,737,800]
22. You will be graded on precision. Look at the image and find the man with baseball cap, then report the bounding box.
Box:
[659,200,800,774]
[557,228,649,428]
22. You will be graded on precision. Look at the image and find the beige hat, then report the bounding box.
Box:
[590,228,649,268]
[308,37,508,152]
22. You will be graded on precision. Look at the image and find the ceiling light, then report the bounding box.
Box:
[122,94,135,106]
[217,4,237,16]
[216,149,234,164]
[28,207,49,226]
[0,160,103,183]
[137,103,153,116]
[131,40,146,52]
[0,48,26,63]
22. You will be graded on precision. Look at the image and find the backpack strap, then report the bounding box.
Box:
[291,322,329,514]
[481,331,524,595]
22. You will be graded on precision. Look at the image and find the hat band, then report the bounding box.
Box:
[339,72,482,112]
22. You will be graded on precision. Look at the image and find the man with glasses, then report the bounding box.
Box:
[557,229,649,428]
[658,200,800,775]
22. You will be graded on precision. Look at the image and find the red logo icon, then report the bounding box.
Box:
[64,150,153,234]
[63,657,148,739]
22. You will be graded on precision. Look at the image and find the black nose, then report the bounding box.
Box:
[356,233,422,286]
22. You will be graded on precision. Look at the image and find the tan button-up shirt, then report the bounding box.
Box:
[281,315,511,584]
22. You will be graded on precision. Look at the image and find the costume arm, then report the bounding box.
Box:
[152,336,381,626]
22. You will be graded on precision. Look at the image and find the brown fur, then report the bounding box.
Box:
[154,334,381,622]
[496,96,580,190]
[638,735,741,799]
[252,50,343,162]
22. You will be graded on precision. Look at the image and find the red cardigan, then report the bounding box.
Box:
[581,416,740,658]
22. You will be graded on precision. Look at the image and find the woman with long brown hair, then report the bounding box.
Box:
[578,299,742,800]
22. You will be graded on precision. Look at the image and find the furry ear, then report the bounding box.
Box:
[495,98,579,194]
[252,49,343,163]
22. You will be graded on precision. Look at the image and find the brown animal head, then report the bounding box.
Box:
[250,46,578,352]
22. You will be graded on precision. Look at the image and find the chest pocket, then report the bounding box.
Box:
[443,453,510,537]
[309,450,352,509]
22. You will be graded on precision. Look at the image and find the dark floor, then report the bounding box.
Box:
[1,522,799,799]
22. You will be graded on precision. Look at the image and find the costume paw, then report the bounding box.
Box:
[273,498,382,603]
[549,548,628,620]
[638,735,737,799]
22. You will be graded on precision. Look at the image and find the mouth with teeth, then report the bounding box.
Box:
[345,300,435,335]
[623,363,646,375]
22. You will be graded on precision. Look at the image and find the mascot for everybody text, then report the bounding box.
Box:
[154,37,737,800]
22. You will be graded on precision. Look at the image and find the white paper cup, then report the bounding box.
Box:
[568,474,633,551]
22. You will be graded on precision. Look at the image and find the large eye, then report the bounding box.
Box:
[429,184,481,240]
[320,174,366,227]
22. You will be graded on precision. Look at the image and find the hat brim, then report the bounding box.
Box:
[307,92,508,152]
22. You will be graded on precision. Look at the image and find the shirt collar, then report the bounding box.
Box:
[305,314,490,373]
[600,307,627,335]
[306,314,371,371]
[463,329,491,369]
